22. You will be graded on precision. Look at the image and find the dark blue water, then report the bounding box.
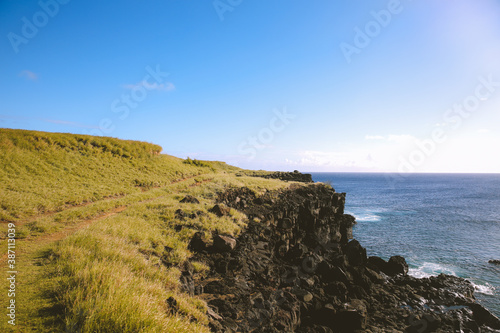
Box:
[310,172,500,317]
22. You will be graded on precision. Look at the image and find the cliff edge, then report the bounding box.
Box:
[187,183,500,332]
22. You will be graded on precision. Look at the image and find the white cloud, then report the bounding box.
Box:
[242,129,500,173]
[387,134,417,143]
[284,150,383,172]
[283,134,439,172]
[415,132,500,173]
[364,134,417,144]
[365,135,385,140]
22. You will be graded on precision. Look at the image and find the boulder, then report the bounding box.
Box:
[324,281,348,299]
[213,235,237,252]
[335,299,367,331]
[386,256,408,276]
[207,307,223,321]
[364,267,385,284]
[188,232,207,252]
[314,303,337,327]
[293,287,313,303]
[468,303,500,329]
[210,204,231,217]
[180,195,200,204]
[367,256,388,273]
[345,239,367,266]
[166,296,178,314]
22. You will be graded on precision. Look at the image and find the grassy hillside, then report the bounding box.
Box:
[0,128,237,221]
[0,128,291,333]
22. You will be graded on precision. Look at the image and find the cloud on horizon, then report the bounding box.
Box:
[284,150,380,171]
[365,134,417,144]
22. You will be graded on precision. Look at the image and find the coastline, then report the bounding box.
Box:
[1,130,498,332]
[186,172,500,332]
[311,171,500,320]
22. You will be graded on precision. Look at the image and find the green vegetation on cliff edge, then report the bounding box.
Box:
[0,128,290,333]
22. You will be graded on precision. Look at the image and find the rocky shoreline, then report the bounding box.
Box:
[183,182,500,332]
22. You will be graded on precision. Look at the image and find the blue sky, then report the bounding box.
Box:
[1,0,500,173]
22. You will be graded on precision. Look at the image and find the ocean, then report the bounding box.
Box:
[310,172,500,318]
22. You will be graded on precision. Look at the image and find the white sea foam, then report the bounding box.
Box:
[408,262,457,279]
[347,211,381,222]
[409,263,496,296]
[470,281,496,295]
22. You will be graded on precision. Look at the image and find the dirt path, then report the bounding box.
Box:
[27,206,128,244]
[0,175,214,265]
[0,174,203,228]
[0,206,128,265]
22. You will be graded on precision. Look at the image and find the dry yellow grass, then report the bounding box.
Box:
[0,129,295,332]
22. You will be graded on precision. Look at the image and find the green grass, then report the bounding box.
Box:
[0,129,296,332]
[0,128,240,221]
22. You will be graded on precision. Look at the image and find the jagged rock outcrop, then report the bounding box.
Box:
[185,184,500,332]
[251,170,314,183]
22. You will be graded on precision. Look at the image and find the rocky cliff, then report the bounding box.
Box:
[185,183,500,332]
[248,170,314,183]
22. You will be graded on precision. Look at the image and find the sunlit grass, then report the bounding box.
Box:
[0,129,296,332]
[0,128,239,221]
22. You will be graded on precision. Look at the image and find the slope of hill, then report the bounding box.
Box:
[0,128,288,333]
[0,128,236,221]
